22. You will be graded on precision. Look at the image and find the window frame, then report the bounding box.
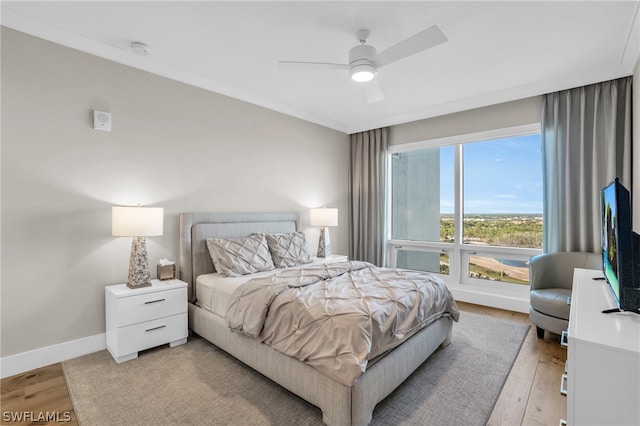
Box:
[387,123,542,295]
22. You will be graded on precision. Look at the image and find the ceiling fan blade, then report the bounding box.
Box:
[371,25,447,68]
[364,79,384,104]
[278,60,348,70]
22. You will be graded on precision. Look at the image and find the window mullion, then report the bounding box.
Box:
[453,144,463,282]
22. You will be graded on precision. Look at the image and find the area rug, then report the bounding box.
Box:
[62,312,529,425]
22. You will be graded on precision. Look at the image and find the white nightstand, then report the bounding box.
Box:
[313,254,348,264]
[105,279,188,363]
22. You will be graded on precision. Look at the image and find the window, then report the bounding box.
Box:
[388,125,542,291]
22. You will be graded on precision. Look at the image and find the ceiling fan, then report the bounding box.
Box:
[279,25,447,103]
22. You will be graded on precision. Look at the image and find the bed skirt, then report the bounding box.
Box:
[189,303,453,426]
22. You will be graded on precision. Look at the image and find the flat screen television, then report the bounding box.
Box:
[600,178,640,313]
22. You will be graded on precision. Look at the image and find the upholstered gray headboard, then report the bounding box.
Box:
[179,212,299,301]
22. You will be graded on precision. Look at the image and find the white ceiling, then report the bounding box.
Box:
[2,1,639,134]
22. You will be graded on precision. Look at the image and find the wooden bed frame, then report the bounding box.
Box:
[179,212,453,426]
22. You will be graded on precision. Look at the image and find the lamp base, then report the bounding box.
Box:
[317,227,332,258]
[127,283,152,289]
[127,236,152,289]
[126,281,152,289]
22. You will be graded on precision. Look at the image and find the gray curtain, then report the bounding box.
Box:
[541,76,632,253]
[349,128,388,265]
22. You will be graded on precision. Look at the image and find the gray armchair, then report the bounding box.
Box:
[529,251,601,339]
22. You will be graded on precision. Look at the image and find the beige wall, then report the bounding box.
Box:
[1,28,349,357]
[389,96,541,146]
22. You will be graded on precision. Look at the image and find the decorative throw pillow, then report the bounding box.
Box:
[265,232,313,268]
[206,234,275,277]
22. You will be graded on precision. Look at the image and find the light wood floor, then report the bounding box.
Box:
[1,302,567,426]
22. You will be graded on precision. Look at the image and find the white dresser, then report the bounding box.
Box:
[566,268,640,425]
[105,279,188,363]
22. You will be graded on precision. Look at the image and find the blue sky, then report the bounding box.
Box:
[440,134,543,214]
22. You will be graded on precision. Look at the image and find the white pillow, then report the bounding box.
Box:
[206,234,275,277]
[265,232,313,268]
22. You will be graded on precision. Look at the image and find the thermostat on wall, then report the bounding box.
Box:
[93,110,112,132]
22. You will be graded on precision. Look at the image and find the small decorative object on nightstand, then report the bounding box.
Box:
[105,279,188,363]
[157,258,176,281]
[310,208,338,258]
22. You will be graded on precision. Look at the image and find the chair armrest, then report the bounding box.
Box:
[530,252,600,291]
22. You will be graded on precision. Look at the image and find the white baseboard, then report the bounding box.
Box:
[0,333,106,379]
[450,287,530,314]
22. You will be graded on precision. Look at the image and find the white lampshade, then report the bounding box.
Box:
[112,206,164,237]
[310,208,338,227]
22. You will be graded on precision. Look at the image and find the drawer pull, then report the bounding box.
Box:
[144,298,166,305]
[560,373,568,396]
[145,325,166,333]
[560,330,568,347]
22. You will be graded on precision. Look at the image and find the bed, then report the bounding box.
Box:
[179,212,458,426]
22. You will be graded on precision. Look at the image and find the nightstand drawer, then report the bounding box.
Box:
[116,313,187,355]
[115,286,187,327]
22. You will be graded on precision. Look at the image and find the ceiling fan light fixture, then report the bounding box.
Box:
[350,63,377,82]
[349,43,377,83]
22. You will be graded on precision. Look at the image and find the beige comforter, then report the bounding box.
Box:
[226,261,459,386]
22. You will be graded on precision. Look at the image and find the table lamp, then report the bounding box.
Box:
[112,206,164,288]
[310,208,338,258]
